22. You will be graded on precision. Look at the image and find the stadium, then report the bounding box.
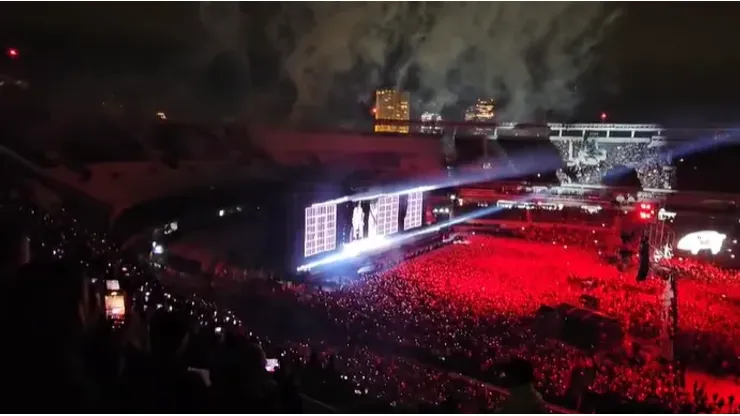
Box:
[6,3,740,412]
[4,117,740,413]
[134,120,740,412]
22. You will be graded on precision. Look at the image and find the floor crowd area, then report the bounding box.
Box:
[217,231,740,413]
[4,191,740,413]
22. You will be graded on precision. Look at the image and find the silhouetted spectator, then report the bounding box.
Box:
[120,309,207,413]
[498,359,548,414]
[0,221,29,279]
[1,260,102,412]
[210,339,280,412]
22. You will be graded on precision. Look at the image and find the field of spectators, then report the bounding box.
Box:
[6,183,740,413]
[554,140,674,189]
[226,230,740,413]
[0,194,528,413]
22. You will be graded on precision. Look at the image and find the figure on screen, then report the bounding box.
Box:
[425,205,435,225]
[352,203,364,241]
[368,201,378,238]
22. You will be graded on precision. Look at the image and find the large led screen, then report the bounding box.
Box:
[376,194,399,236]
[304,203,337,257]
[404,192,423,230]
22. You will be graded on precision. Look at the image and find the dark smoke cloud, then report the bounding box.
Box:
[14,2,619,126]
[199,2,244,50]
[266,2,621,123]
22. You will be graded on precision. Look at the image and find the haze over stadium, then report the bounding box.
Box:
[262,2,619,124]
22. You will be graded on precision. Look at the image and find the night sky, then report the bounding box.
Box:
[2,2,740,125]
[600,3,740,124]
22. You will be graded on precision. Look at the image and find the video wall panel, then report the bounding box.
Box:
[404,191,424,230]
[300,190,427,265]
[304,203,337,257]
[376,194,399,236]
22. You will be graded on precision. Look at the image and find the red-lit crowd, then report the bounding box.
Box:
[237,227,740,413]
[11,185,740,413]
[4,197,498,413]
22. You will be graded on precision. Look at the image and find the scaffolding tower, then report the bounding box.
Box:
[645,213,679,362]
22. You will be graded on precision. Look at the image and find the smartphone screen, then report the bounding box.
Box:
[265,358,279,373]
[105,294,126,320]
[106,280,120,291]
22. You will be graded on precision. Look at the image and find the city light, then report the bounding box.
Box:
[420,112,442,134]
[464,99,495,134]
[6,48,18,59]
[637,203,655,222]
[465,99,496,121]
[374,89,410,134]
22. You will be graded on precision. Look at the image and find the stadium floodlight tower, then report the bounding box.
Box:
[636,201,679,362]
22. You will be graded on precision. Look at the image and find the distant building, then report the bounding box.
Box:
[464,99,495,122]
[420,112,443,134]
[374,89,410,134]
[464,99,495,135]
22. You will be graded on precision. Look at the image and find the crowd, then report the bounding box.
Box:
[0,197,360,412]
[6,182,740,413]
[0,193,549,413]
[222,226,740,414]
[553,140,674,189]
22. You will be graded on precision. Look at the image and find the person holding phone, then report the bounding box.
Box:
[209,339,281,413]
[119,309,208,413]
[265,358,279,373]
[103,280,126,326]
[1,259,105,411]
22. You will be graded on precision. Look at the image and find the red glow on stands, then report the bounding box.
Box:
[371,107,377,115]
[600,112,607,122]
[6,48,18,59]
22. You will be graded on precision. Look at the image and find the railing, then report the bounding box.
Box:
[370,119,740,141]
[299,394,339,413]
[649,218,677,263]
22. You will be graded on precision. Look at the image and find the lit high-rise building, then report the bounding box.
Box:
[464,98,495,122]
[374,89,410,134]
[420,112,443,134]
[464,98,495,135]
